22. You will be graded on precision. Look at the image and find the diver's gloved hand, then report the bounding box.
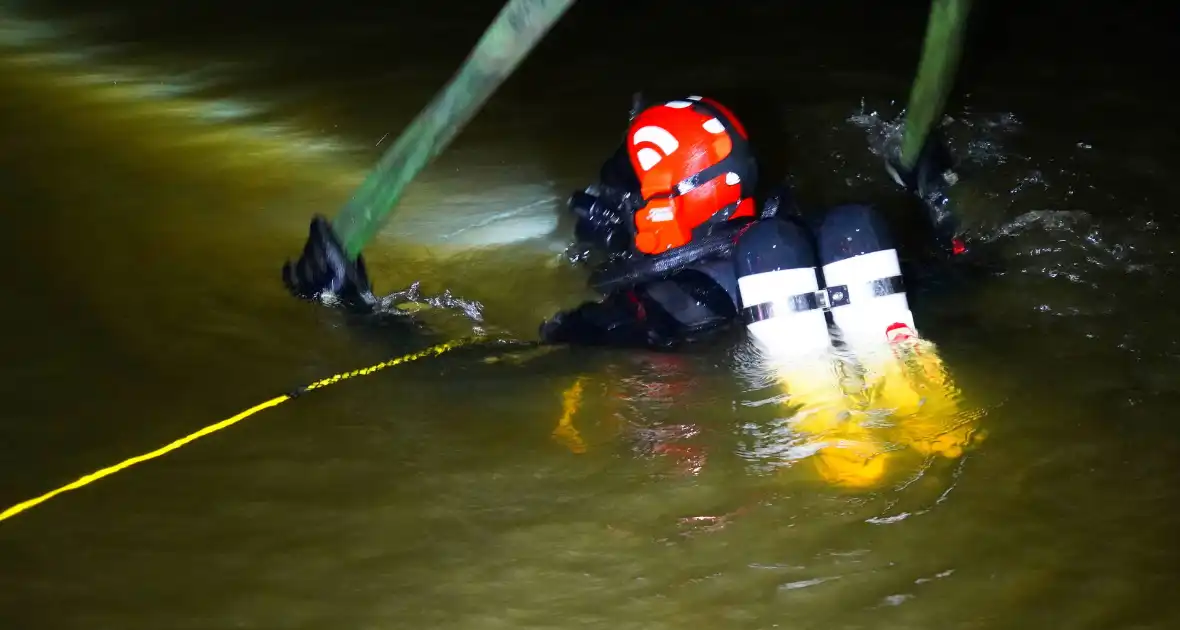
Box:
[885,129,965,257]
[885,128,959,202]
[281,215,378,313]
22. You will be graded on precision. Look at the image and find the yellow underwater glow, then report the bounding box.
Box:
[770,334,986,489]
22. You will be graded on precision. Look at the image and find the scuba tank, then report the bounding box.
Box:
[733,218,832,358]
[816,204,916,348]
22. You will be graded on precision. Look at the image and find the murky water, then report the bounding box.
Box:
[2,1,1178,628]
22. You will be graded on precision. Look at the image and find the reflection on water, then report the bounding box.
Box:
[729,332,986,492]
[3,1,1180,629]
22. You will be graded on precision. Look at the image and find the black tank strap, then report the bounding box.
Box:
[740,274,905,325]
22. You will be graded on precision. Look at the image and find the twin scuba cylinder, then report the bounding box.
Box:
[734,204,917,362]
[734,205,973,490]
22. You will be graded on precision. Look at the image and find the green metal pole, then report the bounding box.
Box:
[331,0,578,260]
[900,0,973,170]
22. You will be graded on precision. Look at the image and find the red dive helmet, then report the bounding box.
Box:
[626,96,758,255]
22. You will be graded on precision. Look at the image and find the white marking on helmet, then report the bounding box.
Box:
[631,125,681,171]
[725,172,741,185]
[636,148,663,172]
[665,100,693,109]
[703,118,725,134]
[687,95,702,101]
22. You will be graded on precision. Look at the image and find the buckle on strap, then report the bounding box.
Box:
[740,274,904,325]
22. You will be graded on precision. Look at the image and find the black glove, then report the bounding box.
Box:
[884,129,964,257]
[885,128,959,201]
[282,215,377,312]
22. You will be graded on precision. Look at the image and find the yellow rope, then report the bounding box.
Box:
[0,337,476,524]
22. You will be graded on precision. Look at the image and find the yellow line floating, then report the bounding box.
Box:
[0,337,477,524]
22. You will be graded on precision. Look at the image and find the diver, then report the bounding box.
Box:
[282,95,979,488]
[282,94,963,353]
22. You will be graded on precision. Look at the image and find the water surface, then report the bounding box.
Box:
[1,1,1178,628]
